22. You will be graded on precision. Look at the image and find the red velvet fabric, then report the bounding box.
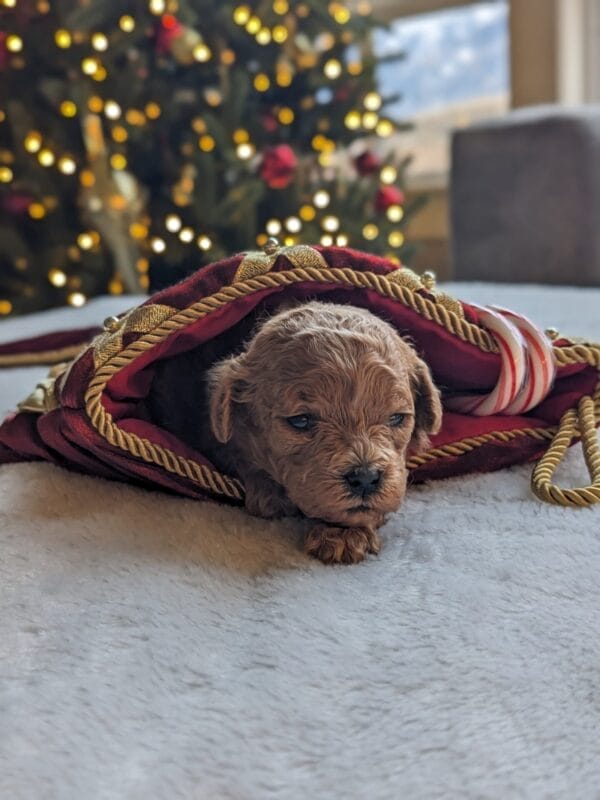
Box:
[0,247,596,505]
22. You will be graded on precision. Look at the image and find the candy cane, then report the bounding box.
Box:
[444,304,527,416]
[491,306,556,415]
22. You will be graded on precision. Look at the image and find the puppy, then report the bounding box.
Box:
[204,302,442,564]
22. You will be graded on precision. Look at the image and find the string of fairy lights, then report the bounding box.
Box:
[0,0,410,316]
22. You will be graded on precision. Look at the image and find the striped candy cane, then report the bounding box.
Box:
[491,306,556,415]
[445,304,556,417]
[445,304,528,416]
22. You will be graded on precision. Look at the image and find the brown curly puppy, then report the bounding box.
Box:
[206,302,442,565]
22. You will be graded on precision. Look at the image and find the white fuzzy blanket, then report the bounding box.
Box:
[1,286,599,800]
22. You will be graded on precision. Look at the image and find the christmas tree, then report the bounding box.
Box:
[0,0,418,316]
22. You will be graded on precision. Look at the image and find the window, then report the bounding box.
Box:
[374,0,510,188]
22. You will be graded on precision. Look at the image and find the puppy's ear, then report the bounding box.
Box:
[410,358,442,454]
[207,355,248,443]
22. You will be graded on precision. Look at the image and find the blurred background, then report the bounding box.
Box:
[0,0,597,316]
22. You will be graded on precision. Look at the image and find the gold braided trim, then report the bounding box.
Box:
[81,264,600,504]
[531,389,600,507]
[0,343,85,368]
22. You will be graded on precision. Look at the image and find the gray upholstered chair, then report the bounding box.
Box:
[451,105,600,285]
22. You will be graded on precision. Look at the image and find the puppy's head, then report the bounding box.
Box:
[208,302,441,525]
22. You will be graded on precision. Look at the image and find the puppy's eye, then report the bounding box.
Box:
[286,414,314,431]
[389,413,406,427]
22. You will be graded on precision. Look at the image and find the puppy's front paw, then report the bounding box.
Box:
[304,524,380,565]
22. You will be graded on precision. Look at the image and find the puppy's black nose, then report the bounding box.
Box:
[344,465,382,497]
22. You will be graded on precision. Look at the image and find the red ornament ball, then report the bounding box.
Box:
[374,185,405,213]
[354,151,381,176]
[155,15,184,54]
[259,144,298,189]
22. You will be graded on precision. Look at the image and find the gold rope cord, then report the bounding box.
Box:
[0,342,86,368]
[78,264,600,505]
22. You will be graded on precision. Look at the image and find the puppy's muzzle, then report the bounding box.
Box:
[343,464,382,498]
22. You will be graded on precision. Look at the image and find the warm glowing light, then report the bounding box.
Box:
[0,167,13,183]
[313,190,330,209]
[256,233,268,247]
[283,236,295,246]
[256,28,271,45]
[77,232,94,250]
[81,57,99,75]
[198,134,215,152]
[336,234,349,246]
[193,43,212,62]
[364,92,382,111]
[151,237,166,253]
[266,219,282,236]
[245,16,261,34]
[380,166,397,184]
[197,235,212,250]
[6,35,23,53]
[24,132,42,153]
[233,5,251,24]
[145,102,161,119]
[126,109,146,125]
[386,205,404,223]
[347,61,363,76]
[272,25,288,43]
[92,33,108,51]
[320,234,333,246]
[278,107,294,125]
[149,0,166,14]
[38,149,55,167]
[299,204,316,221]
[165,214,182,232]
[119,15,135,32]
[329,2,351,23]
[236,142,255,160]
[221,49,236,65]
[68,292,86,308]
[0,300,13,315]
[273,0,288,13]
[130,223,148,240]
[88,96,104,113]
[3,0,16,7]
[388,231,405,247]
[109,277,124,295]
[104,100,121,119]
[233,128,249,144]
[28,203,46,219]
[285,216,301,233]
[110,153,127,170]
[322,215,339,233]
[362,111,378,129]
[80,169,95,187]
[357,0,372,13]
[376,119,394,137]
[323,59,342,79]
[344,110,361,130]
[204,88,222,106]
[60,100,77,117]
[362,223,379,240]
[58,156,76,174]
[179,227,194,243]
[48,268,67,287]
[136,258,150,273]
[55,29,72,48]
[112,125,128,143]
[276,67,293,87]
[192,118,207,134]
[92,65,107,82]
[254,73,270,92]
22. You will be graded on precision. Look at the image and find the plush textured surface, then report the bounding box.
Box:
[1,286,599,800]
